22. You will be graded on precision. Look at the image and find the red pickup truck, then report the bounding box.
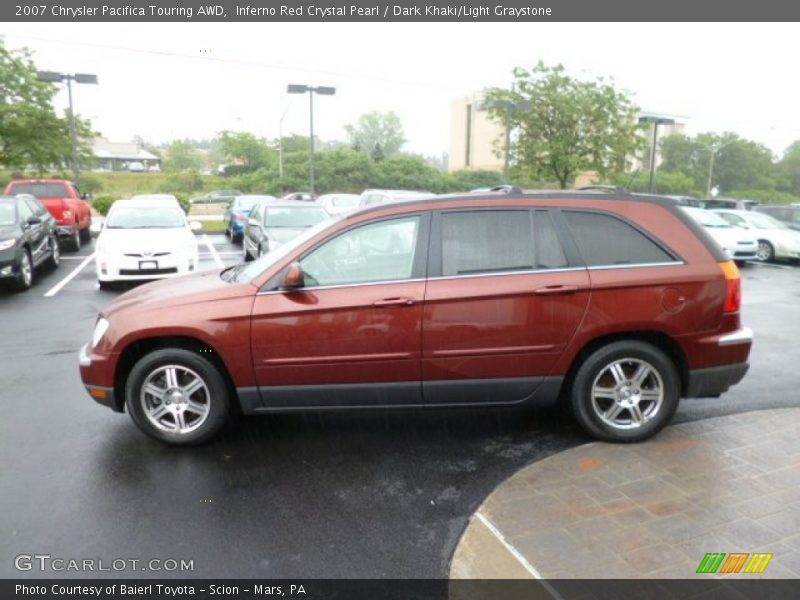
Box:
[4,178,92,250]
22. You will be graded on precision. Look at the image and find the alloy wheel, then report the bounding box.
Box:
[20,253,32,287]
[140,365,211,435]
[590,358,664,430]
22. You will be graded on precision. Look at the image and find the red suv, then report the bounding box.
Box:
[79,192,752,445]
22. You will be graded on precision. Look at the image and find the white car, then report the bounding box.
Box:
[712,209,800,263]
[96,199,200,289]
[129,194,183,211]
[681,207,758,263]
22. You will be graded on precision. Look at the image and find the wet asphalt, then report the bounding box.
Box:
[0,235,798,578]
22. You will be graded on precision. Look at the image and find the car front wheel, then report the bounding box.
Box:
[570,341,679,443]
[126,349,230,445]
[756,240,775,262]
[13,249,33,291]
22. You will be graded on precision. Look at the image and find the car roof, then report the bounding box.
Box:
[261,200,328,209]
[110,198,183,209]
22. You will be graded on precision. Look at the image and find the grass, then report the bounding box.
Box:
[197,220,227,233]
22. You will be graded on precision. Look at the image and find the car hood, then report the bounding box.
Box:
[704,226,757,246]
[0,226,19,241]
[97,228,196,253]
[103,269,255,319]
[266,226,309,245]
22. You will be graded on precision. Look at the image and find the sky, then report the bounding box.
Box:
[3,22,800,158]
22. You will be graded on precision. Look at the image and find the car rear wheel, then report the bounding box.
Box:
[46,235,61,269]
[126,348,230,445]
[569,341,679,443]
[79,226,91,244]
[68,228,81,251]
[13,249,33,291]
[756,240,775,262]
[243,242,253,262]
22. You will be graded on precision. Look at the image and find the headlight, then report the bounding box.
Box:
[92,318,110,348]
[0,239,16,251]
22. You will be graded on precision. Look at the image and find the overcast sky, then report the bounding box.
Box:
[3,22,799,158]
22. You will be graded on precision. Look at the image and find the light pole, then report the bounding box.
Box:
[705,139,737,199]
[479,99,530,181]
[278,101,293,183]
[286,84,336,196]
[638,115,675,193]
[37,71,98,188]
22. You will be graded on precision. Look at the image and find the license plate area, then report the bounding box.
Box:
[139,260,158,270]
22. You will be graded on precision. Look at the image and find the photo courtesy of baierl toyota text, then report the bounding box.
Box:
[2,1,800,599]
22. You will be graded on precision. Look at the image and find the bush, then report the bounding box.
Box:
[79,173,103,195]
[162,171,204,194]
[90,194,116,215]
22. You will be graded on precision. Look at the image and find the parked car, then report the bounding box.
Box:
[0,194,61,290]
[681,207,758,264]
[129,194,182,210]
[359,189,431,207]
[316,193,361,217]
[79,191,752,445]
[703,198,760,211]
[281,192,315,202]
[753,204,800,232]
[223,195,274,243]
[712,209,800,262]
[243,201,330,261]
[4,178,92,250]
[190,190,243,205]
[94,199,200,289]
[127,162,145,173]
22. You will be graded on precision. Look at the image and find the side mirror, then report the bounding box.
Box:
[189,221,203,232]
[281,262,305,290]
[27,216,42,225]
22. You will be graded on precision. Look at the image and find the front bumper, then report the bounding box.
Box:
[96,252,197,282]
[0,253,17,279]
[79,343,123,412]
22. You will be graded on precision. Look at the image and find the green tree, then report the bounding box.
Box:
[373,155,441,191]
[218,131,274,171]
[484,62,643,188]
[345,111,406,161]
[0,46,94,172]
[778,141,800,195]
[163,140,203,172]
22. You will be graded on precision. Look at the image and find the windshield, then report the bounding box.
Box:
[8,182,69,198]
[330,195,360,208]
[233,197,262,211]
[105,205,186,229]
[683,207,731,228]
[0,203,16,226]
[230,218,338,284]
[266,206,330,228]
[745,212,788,230]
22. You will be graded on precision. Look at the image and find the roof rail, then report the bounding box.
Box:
[575,185,629,194]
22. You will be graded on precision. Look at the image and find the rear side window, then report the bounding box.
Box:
[8,183,69,198]
[440,209,568,276]
[564,211,674,267]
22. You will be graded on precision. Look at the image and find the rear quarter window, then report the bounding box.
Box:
[564,211,675,267]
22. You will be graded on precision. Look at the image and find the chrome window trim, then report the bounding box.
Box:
[586,261,685,271]
[256,278,426,295]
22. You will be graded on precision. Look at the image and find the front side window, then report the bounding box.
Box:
[441,210,535,276]
[17,200,34,222]
[564,211,674,267]
[300,216,420,287]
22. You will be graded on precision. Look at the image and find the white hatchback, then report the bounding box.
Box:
[681,207,758,263]
[96,199,200,288]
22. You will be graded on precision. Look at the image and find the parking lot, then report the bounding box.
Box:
[1,236,799,578]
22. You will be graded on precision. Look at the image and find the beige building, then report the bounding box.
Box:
[449,95,506,172]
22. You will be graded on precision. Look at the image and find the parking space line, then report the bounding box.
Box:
[202,234,224,268]
[44,253,95,297]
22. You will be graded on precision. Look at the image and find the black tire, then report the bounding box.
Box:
[13,249,33,292]
[68,228,81,251]
[756,240,775,263]
[126,348,230,446]
[98,280,115,291]
[569,340,680,443]
[46,235,61,269]
[79,226,91,244]
[243,243,253,262]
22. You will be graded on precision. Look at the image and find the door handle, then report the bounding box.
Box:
[533,285,579,296]
[373,297,416,307]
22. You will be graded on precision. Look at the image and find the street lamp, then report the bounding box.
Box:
[278,101,294,184]
[286,84,336,196]
[638,115,675,193]
[37,71,98,188]
[479,98,530,181]
[705,139,737,199]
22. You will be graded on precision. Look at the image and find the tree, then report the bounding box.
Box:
[484,63,643,188]
[0,46,94,171]
[778,141,800,195]
[163,140,202,172]
[345,111,406,161]
[217,131,274,171]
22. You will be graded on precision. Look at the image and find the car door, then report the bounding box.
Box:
[249,212,430,409]
[244,204,261,255]
[17,199,47,264]
[422,208,590,405]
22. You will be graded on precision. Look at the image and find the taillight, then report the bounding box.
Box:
[234,213,247,221]
[63,210,73,219]
[719,261,741,313]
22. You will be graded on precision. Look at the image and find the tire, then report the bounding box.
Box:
[13,249,33,291]
[125,348,230,446]
[46,235,61,269]
[257,244,265,258]
[243,242,253,262]
[79,226,91,244]
[569,340,680,443]
[756,240,775,263]
[98,280,115,291]
[68,228,81,251]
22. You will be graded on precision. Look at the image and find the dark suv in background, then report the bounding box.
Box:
[754,204,800,231]
[80,191,752,445]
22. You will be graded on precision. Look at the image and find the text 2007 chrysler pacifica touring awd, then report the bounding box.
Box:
[79,191,753,445]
